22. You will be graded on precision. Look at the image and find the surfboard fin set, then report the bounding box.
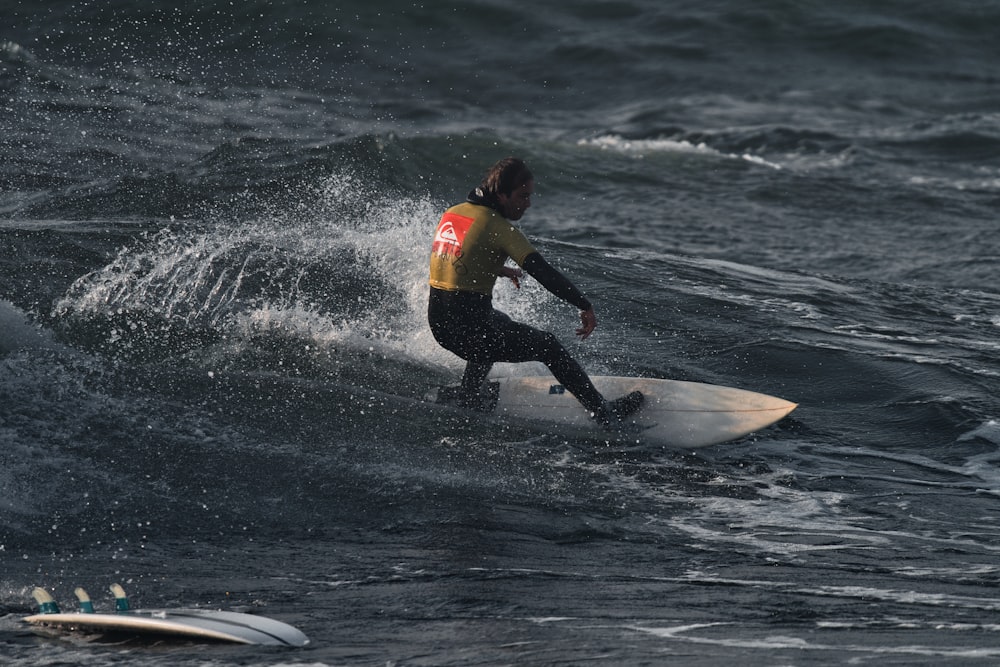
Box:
[24,584,309,646]
[31,584,130,615]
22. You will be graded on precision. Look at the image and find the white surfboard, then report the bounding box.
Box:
[431,375,797,448]
[23,587,308,647]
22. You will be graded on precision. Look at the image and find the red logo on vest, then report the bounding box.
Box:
[432,212,474,257]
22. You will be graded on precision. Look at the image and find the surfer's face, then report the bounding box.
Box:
[498,180,533,221]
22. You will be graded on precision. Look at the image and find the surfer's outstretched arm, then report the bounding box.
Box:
[521,252,596,339]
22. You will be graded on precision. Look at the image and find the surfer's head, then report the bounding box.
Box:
[480,157,534,221]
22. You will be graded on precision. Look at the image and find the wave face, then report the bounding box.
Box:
[4,2,1000,665]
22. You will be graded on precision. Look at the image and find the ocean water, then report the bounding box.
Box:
[3,1,1000,664]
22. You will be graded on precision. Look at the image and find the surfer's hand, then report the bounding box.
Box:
[577,307,597,340]
[499,266,523,289]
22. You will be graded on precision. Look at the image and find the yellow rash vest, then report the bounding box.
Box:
[428,202,536,295]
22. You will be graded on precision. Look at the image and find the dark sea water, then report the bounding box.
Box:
[4,1,1000,664]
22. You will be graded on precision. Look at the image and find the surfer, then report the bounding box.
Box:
[427,157,643,425]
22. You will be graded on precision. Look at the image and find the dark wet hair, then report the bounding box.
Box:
[479,157,533,197]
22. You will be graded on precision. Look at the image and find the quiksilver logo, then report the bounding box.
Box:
[434,221,459,245]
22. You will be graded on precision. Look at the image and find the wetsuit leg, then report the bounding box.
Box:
[429,289,493,399]
[461,360,493,396]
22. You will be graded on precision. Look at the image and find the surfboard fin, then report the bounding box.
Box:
[110,583,130,612]
[74,587,96,613]
[31,587,61,615]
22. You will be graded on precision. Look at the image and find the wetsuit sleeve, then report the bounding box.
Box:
[522,252,593,311]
